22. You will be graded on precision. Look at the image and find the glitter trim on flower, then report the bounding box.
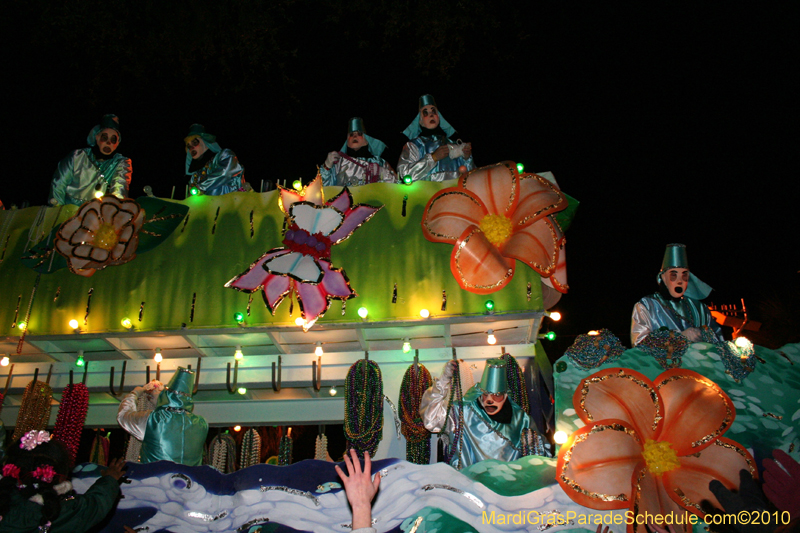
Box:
[54,196,145,277]
[421,162,569,294]
[226,175,382,330]
[20,430,51,451]
[557,368,755,533]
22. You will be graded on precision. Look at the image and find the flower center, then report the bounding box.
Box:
[642,439,680,476]
[94,223,119,250]
[478,214,513,246]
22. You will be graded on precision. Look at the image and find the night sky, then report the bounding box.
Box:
[2,2,797,354]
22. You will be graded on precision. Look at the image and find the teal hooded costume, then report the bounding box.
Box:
[631,243,723,346]
[48,114,132,206]
[320,117,397,186]
[185,124,245,196]
[117,368,208,466]
[420,359,530,469]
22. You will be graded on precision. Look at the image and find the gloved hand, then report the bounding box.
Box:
[763,449,800,515]
[705,469,772,533]
[325,151,340,169]
[682,327,702,342]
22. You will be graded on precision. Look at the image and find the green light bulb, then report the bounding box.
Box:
[293,179,303,190]
[403,341,411,353]
[189,186,199,196]
[76,355,85,367]
[234,312,244,323]
[485,300,495,311]
[516,163,524,173]
[358,307,368,319]
[546,331,557,341]
[403,175,412,185]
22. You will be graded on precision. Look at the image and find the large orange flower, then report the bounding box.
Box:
[557,368,756,533]
[421,162,567,294]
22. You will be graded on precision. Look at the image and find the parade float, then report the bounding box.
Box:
[1,162,798,533]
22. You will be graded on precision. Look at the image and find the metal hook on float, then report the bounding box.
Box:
[272,355,282,392]
[3,364,14,396]
[312,356,321,392]
[109,361,127,397]
[226,360,239,394]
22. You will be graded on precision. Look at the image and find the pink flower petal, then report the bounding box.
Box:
[459,162,518,217]
[319,260,355,298]
[262,275,292,313]
[225,249,290,292]
[110,243,126,261]
[72,244,94,260]
[327,187,353,212]
[450,225,514,294]
[328,204,382,245]
[422,188,488,244]
[296,281,329,324]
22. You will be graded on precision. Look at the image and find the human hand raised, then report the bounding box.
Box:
[334,448,381,529]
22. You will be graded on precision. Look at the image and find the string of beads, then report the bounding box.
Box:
[399,363,432,464]
[344,359,384,458]
[52,382,89,466]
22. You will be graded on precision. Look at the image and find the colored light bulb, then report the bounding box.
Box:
[189,186,199,196]
[237,387,247,395]
[402,340,411,353]
[234,312,244,324]
[485,300,495,312]
[69,319,79,329]
[546,331,556,341]
[358,307,368,319]
[293,179,303,190]
[403,175,412,185]
[121,318,132,329]
[516,163,524,173]
[419,309,430,318]
[75,354,85,367]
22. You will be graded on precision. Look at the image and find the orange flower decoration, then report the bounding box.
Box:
[421,162,567,294]
[55,196,144,277]
[557,368,756,533]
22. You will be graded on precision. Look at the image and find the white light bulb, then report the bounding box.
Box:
[549,311,562,321]
[487,330,497,345]
[69,319,79,330]
[554,430,568,444]
[419,309,430,318]
[0,357,9,367]
[295,317,305,326]
[154,352,163,363]
[315,343,323,357]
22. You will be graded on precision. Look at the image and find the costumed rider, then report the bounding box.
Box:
[419,358,531,469]
[117,367,208,466]
[397,94,474,183]
[320,117,397,186]
[631,243,724,346]
[185,124,246,195]
[48,114,132,206]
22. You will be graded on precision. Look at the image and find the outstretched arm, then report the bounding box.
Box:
[335,448,381,531]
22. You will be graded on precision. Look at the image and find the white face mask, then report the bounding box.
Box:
[185,136,208,160]
[479,392,507,415]
[419,105,440,129]
[347,131,367,150]
[95,128,120,156]
[661,268,689,298]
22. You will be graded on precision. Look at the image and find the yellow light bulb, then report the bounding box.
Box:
[69,319,79,330]
[419,309,430,318]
